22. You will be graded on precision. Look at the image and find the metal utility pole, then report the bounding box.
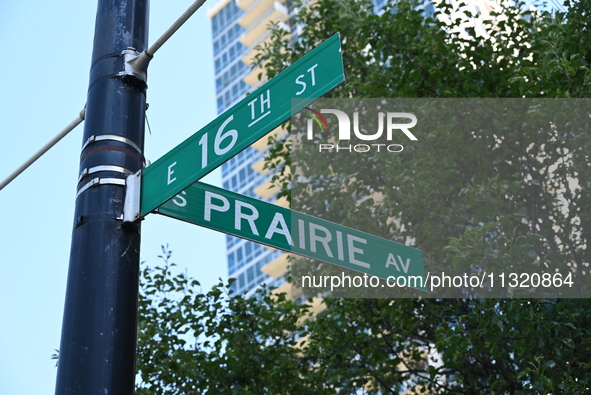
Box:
[55,0,149,393]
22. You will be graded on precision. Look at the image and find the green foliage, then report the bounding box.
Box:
[253,0,591,391]
[136,0,591,393]
[137,246,320,394]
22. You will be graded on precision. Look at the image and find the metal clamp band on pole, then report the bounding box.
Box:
[78,165,134,184]
[76,177,127,199]
[81,134,143,155]
[123,170,142,223]
[0,107,86,191]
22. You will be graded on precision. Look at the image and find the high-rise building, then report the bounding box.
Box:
[207,0,498,296]
[207,0,290,296]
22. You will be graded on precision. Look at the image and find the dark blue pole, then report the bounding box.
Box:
[56,0,149,393]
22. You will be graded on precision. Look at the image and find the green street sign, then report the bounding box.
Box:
[140,33,345,216]
[157,181,425,287]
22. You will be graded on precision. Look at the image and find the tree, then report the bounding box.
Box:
[136,247,324,394]
[136,0,591,393]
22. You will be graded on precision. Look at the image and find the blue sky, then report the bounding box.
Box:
[0,1,228,393]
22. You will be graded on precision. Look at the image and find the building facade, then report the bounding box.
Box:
[208,0,290,296]
[207,0,497,296]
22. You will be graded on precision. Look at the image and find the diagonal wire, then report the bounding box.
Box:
[128,0,208,72]
[1,0,208,191]
[0,107,86,191]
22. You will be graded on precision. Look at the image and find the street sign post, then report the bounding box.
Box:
[157,181,425,286]
[57,0,148,393]
[140,33,345,216]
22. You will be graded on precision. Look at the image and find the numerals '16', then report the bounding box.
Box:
[198,115,239,169]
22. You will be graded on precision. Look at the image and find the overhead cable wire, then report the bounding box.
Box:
[0,107,86,191]
[1,0,207,191]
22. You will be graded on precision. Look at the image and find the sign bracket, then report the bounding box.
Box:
[78,165,134,184]
[76,177,126,199]
[123,170,142,224]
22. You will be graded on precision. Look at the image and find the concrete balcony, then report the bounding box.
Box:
[206,0,233,18]
[241,24,290,65]
[273,280,292,298]
[239,1,289,47]
[262,252,289,278]
[244,65,264,87]
[236,0,259,10]
[251,154,270,175]
[251,124,288,151]
[238,0,277,23]
[275,195,289,208]
[254,177,280,200]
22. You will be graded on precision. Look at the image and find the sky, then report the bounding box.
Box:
[0,1,227,394]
